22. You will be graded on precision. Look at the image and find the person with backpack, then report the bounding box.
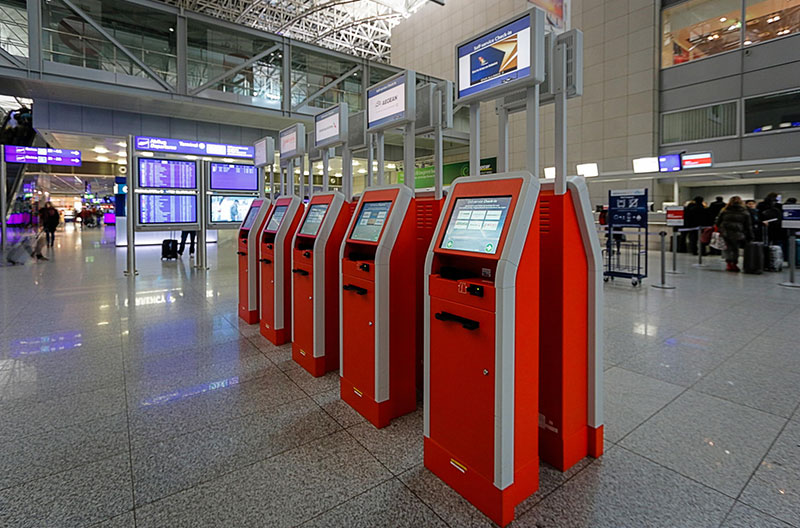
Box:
[716,196,753,272]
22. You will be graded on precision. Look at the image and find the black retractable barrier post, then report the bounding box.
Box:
[693,227,709,268]
[652,231,675,290]
[667,228,684,275]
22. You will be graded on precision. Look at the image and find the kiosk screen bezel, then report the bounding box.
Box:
[349,200,393,243]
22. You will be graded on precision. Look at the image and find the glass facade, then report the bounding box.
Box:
[661,102,738,144]
[744,0,800,46]
[290,47,364,112]
[0,0,27,58]
[744,89,800,134]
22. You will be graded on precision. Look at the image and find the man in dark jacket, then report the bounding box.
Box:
[745,200,761,241]
[684,196,707,255]
[716,196,753,272]
[706,197,726,255]
[38,201,60,247]
[758,192,784,248]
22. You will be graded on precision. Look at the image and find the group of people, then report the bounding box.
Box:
[75,207,105,228]
[684,193,796,272]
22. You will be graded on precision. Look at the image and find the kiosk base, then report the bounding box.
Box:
[424,437,539,527]
[239,309,259,325]
[292,347,335,378]
[260,325,290,346]
[340,377,416,429]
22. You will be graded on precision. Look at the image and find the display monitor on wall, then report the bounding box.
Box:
[658,154,682,173]
[455,8,544,104]
[210,195,256,224]
[298,204,329,236]
[209,163,259,191]
[367,70,416,132]
[265,205,288,232]
[138,194,198,224]
[138,158,197,189]
[241,203,262,230]
[350,201,392,242]
[440,196,512,254]
[315,103,348,149]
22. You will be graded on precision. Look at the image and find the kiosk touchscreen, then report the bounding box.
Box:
[291,192,351,376]
[339,185,417,428]
[424,172,541,527]
[238,199,271,324]
[258,196,304,345]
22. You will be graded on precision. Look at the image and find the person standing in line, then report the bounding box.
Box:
[38,201,60,247]
[178,230,197,257]
[745,199,761,241]
[684,196,707,255]
[716,196,753,273]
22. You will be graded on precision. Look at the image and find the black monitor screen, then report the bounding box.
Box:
[241,204,262,230]
[350,201,392,242]
[299,204,328,236]
[266,205,288,232]
[138,158,197,189]
[440,196,512,254]
[139,194,197,224]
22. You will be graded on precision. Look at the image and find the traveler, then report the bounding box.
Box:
[38,201,60,247]
[786,197,798,204]
[707,196,725,221]
[716,196,753,273]
[178,230,197,256]
[684,196,707,255]
[745,199,761,241]
[758,192,784,250]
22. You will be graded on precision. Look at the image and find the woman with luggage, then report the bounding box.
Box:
[715,196,753,272]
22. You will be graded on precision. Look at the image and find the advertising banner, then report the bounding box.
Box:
[681,152,713,169]
[529,0,567,30]
[397,158,497,188]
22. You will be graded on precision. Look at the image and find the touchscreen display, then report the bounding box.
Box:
[241,204,262,229]
[350,201,392,242]
[440,196,512,254]
[299,204,329,236]
[266,205,288,232]
[210,195,255,223]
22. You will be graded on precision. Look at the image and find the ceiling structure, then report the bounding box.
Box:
[158,0,438,62]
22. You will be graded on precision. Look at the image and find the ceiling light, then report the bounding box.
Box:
[544,167,556,179]
[744,40,752,45]
[96,155,109,162]
[202,157,212,161]
[222,158,234,163]
[116,141,127,148]
[117,151,126,157]
[386,163,396,169]
[117,158,127,165]
[335,172,342,177]
[358,168,367,174]
[720,17,727,22]
[139,151,154,157]
[576,163,599,178]
[294,168,301,174]
[633,157,659,174]
[186,155,198,160]
[352,160,359,166]
[93,146,109,154]
[304,170,310,175]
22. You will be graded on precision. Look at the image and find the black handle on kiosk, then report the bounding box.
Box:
[435,311,480,331]
[259,258,272,264]
[237,251,247,256]
[291,268,309,276]
[342,284,368,295]
[303,251,311,258]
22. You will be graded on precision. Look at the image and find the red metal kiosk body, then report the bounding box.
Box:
[238,199,271,324]
[291,192,351,376]
[537,176,604,471]
[259,195,304,345]
[339,185,418,428]
[424,172,540,527]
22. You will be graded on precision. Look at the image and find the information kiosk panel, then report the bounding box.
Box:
[259,196,304,345]
[291,192,351,376]
[238,199,271,324]
[424,172,540,527]
[339,186,417,428]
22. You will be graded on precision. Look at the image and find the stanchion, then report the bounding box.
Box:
[693,226,710,268]
[652,231,675,290]
[780,234,800,289]
[666,229,684,275]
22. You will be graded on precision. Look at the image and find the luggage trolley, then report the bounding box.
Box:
[603,189,648,286]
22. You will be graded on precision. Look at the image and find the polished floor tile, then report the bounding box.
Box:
[347,408,424,475]
[721,502,793,528]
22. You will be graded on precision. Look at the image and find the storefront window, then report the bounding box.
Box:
[744,0,800,46]
[744,89,800,134]
[662,0,743,68]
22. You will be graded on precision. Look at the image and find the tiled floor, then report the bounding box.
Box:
[1,225,798,527]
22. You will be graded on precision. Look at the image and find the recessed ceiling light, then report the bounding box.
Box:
[117,151,126,157]
[222,158,234,163]
[93,146,109,154]
[117,158,127,164]
[116,141,127,148]
[139,151,154,157]
[96,155,109,162]
[719,17,727,22]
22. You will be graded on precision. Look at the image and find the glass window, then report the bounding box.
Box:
[662,0,743,68]
[291,48,364,112]
[744,0,800,46]
[744,89,800,134]
[661,102,738,144]
[0,0,28,58]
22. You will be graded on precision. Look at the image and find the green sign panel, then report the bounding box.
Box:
[398,158,497,189]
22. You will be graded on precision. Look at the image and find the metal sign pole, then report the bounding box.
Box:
[0,147,6,251]
[376,132,385,186]
[497,102,509,173]
[195,161,207,270]
[434,91,444,200]
[124,134,138,276]
[322,149,330,192]
[403,121,415,190]
[269,165,275,200]
[298,155,305,200]
[527,84,540,187]
[469,103,480,176]
[652,231,675,290]
[366,133,374,188]
[308,155,314,198]
[342,145,353,200]
[553,41,567,195]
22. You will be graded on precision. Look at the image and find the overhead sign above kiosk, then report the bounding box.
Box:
[314,103,349,149]
[279,123,306,160]
[367,70,416,133]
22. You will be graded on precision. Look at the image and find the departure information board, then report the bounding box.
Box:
[139,194,197,224]
[266,205,288,232]
[440,196,512,254]
[299,204,329,236]
[351,201,392,242]
[209,163,258,191]
[139,159,197,189]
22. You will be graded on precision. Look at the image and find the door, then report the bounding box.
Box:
[292,262,315,356]
[341,274,376,398]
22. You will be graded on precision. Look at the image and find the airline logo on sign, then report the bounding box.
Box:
[681,153,713,169]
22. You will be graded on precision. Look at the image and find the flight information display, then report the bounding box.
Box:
[266,205,288,232]
[299,204,329,236]
[241,203,262,230]
[139,194,197,224]
[350,201,392,242]
[210,195,256,224]
[440,196,512,254]
[209,163,259,191]
[139,159,197,189]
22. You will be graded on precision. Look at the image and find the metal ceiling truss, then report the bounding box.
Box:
[159,0,433,62]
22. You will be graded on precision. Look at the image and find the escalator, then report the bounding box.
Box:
[1,105,35,217]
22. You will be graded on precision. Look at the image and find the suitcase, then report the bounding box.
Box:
[743,242,764,274]
[765,245,783,272]
[6,242,32,265]
[161,239,179,260]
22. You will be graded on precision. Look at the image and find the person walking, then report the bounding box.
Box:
[38,201,60,247]
[178,230,197,257]
[684,196,707,255]
[716,196,753,272]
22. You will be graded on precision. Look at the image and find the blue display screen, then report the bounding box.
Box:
[351,201,392,242]
[658,154,682,173]
[440,196,512,254]
[139,194,197,224]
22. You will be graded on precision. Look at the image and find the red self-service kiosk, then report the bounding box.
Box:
[238,199,271,324]
[424,172,540,527]
[259,195,304,345]
[339,185,418,428]
[292,192,351,376]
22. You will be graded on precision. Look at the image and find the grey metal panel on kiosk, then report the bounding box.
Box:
[244,199,271,311]
[264,195,302,330]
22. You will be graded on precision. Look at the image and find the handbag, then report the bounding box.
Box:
[699,227,714,245]
[710,232,727,251]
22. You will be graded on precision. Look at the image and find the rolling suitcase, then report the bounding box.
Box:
[161,239,179,260]
[743,242,764,274]
[6,241,32,265]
